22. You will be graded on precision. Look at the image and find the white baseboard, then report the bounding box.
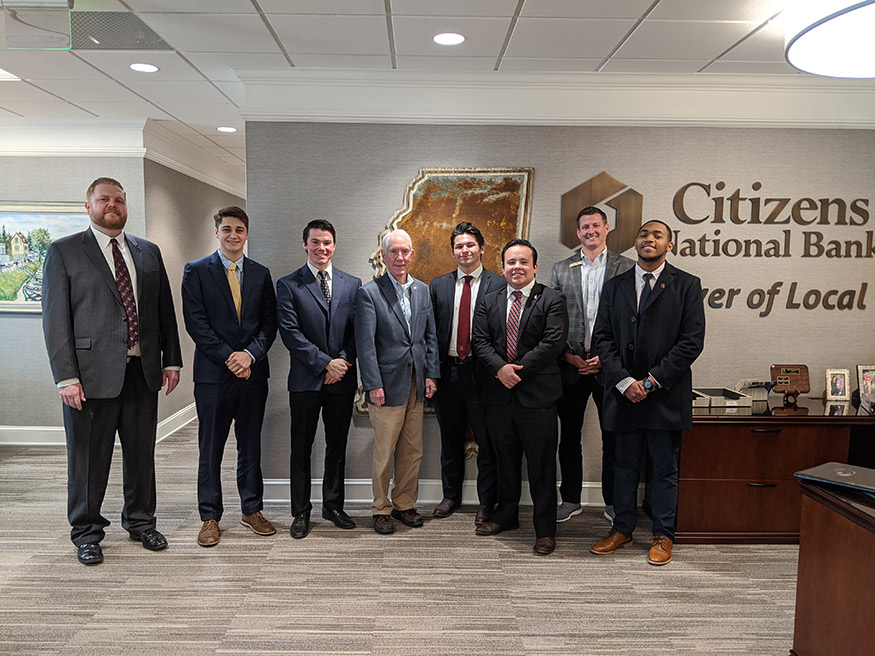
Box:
[0,403,197,446]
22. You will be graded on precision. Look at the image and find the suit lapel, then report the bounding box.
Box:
[328,270,344,320]
[378,274,409,335]
[302,265,329,314]
[496,289,508,352]
[517,283,542,336]
[81,229,122,305]
[240,256,259,313]
[126,235,145,299]
[620,270,638,315]
[565,255,584,318]
[207,252,238,316]
[641,265,675,314]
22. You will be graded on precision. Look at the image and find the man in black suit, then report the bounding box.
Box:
[181,206,278,547]
[42,177,182,565]
[276,219,361,539]
[471,239,568,556]
[590,220,705,566]
[548,206,634,525]
[430,222,505,524]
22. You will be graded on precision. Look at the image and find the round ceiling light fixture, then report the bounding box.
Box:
[129,63,159,73]
[785,0,875,78]
[433,32,465,46]
[216,127,238,133]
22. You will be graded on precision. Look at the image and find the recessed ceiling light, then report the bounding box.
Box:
[216,127,238,133]
[130,63,159,73]
[433,32,465,46]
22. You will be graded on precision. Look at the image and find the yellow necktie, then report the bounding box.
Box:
[227,261,242,322]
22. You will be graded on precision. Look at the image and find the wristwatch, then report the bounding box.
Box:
[642,378,654,393]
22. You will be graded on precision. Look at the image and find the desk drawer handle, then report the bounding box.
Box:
[747,482,777,488]
[751,428,781,434]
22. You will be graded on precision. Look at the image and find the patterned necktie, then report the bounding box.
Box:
[110,238,138,349]
[318,270,331,306]
[227,261,242,323]
[639,272,654,313]
[506,290,523,362]
[456,275,473,360]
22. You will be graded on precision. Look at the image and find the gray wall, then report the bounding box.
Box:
[246,122,875,485]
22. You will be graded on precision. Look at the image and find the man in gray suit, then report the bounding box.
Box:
[355,229,440,535]
[548,206,634,524]
[42,177,182,565]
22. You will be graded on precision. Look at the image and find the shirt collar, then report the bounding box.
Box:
[636,261,665,280]
[307,261,332,281]
[91,225,125,249]
[456,264,483,281]
[388,272,414,293]
[217,249,243,271]
[507,278,536,299]
[580,248,607,266]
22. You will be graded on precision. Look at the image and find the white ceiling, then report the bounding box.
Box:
[0,0,868,176]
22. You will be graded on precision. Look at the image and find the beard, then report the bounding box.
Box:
[90,207,127,232]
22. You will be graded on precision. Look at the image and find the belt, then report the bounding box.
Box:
[449,357,473,366]
[125,355,140,364]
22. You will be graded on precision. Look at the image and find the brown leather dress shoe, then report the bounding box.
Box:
[533,537,556,556]
[591,529,633,555]
[648,535,673,566]
[241,511,276,536]
[433,498,460,518]
[197,520,220,547]
[391,508,424,527]
[373,514,395,534]
[475,505,491,526]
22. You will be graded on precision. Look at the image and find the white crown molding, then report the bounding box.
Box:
[0,118,149,156]
[237,70,875,128]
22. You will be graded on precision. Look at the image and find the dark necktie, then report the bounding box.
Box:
[456,275,473,360]
[639,272,654,313]
[318,270,331,306]
[506,290,523,362]
[111,238,139,349]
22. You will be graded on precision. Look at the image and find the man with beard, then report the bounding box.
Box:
[42,177,182,565]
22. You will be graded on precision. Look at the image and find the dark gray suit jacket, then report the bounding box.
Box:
[42,228,182,398]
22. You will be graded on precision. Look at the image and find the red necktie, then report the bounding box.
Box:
[111,238,139,349]
[506,290,522,362]
[456,275,472,360]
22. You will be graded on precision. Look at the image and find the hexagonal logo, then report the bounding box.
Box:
[560,171,643,253]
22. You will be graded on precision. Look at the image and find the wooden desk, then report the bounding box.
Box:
[672,398,875,544]
[790,480,875,656]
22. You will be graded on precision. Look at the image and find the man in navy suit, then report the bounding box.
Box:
[43,177,182,565]
[430,222,504,524]
[590,220,705,566]
[472,239,568,556]
[355,229,440,535]
[181,206,278,547]
[276,219,362,539]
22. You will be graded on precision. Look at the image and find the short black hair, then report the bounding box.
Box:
[576,206,607,227]
[303,219,336,244]
[450,221,485,248]
[501,238,538,265]
[214,206,249,230]
[638,219,673,237]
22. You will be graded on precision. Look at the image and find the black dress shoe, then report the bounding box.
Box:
[290,512,310,539]
[433,498,461,518]
[322,508,356,529]
[475,520,519,536]
[391,508,424,527]
[130,528,167,551]
[475,505,492,526]
[77,542,103,565]
[533,536,556,556]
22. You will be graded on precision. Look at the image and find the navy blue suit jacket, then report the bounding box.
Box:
[593,262,705,432]
[276,264,361,394]
[181,251,277,384]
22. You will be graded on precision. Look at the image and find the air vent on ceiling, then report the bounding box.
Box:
[71,11,172,50]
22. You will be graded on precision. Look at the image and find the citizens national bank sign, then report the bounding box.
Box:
[562,172,871,318]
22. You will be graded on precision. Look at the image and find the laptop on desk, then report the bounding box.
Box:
[795,462,875,503]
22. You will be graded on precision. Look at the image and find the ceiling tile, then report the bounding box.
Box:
[288,54,391,68]
[185,53,291,81]
[259,0,385,14]
[122,80,229,104]
[0,101,94,118]
[157,103,242,123]
[391,0,519,17]
[125,0,257,13]
[615,20,757,60]
[77,101,175,119]
[73,0,137,10]
[269,14,389,55]
[648,0,786,22]
[198,145,232,157]
[0,51,106,81]
[506,18,637,58]
[28,78,144,103]
[395,56,497,71]
[191,123,244,137]
[392,16,512,57]
[138,14,280,54]
[175,133,215,148]
[705,60,800,75]
[0,105,23,118]
[0,82,66,102]
[520,0,654,19]
[499,58,603,72]
[209,133,245,147]
[719,21,785,62]
[214,81,244,106]
[224,147,245,157]
[152,119,199,135]
[601,58,707,73]
[73,51,205,81]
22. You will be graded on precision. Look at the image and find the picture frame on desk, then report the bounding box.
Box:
[826,368,851,401]
[858,365,875,413]
[825,402,850,417]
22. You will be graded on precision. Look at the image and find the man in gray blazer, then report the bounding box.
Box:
[548,206,634,525]
[355,229,439,535]
[42,177,182,566]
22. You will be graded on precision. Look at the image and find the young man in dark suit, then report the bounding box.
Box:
[590,220,705,565]
[471,239,568,556]
[276,219,362,539]
[181,206,278,547]
[42,177,182,565]
[430,222,504,524]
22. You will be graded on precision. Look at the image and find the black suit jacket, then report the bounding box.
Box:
[593,262,705,432]
[42,228,182,397]
[430,268,505,366]
[181,251,277,384]
[472,283,568,409]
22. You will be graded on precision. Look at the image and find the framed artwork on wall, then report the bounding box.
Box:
[825,368,851,401]
[0,201,89,313]
[857,365,875,414]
